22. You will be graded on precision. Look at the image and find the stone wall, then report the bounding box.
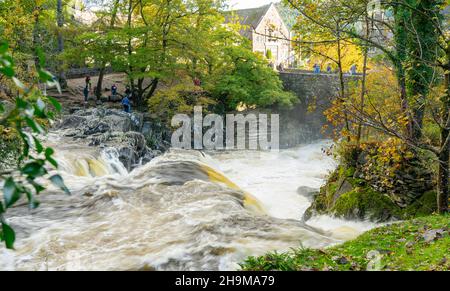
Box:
[276,71,359,147]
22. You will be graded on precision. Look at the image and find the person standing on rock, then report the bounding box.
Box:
[122,95,131,113]
[125,85,132,97]
[83,86,89,103]
[111,84,118,100]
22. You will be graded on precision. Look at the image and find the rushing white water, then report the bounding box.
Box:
[0,138,377,271]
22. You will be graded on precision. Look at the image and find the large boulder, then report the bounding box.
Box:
[303,165,437,223]
[55,107,159,170]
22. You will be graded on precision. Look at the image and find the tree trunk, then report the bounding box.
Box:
[437,144,449,214]
[56,0,67,88]
[437,70,450,213]
[357,12,370,144]
[95,66,105,100]
[393,5,413,139]
[32,7,41,70]
[95,0,120,102]
[127,0,136,101]
[137,78,145,109]
[336,23,350,140]
[146,78,159,100]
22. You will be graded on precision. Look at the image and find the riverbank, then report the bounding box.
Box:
[241,214,449,271]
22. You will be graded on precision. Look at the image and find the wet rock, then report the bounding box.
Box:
[333,179,353,203]
[297,186,319,202]
[422,229,445,243]
[334,256,349,265]
[57,115,87,130]
[55,107,161,170]
[109,95,122,102]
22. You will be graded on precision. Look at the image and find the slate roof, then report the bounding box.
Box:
[233,4,272,29]
[224,4,272,39]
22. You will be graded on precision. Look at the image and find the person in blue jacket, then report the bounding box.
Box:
[313,63,321,74]
[122,95,131,113]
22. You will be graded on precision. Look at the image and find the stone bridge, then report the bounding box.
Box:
[275,71,361,147]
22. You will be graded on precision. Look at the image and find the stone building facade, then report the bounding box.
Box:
[227,3,293,67]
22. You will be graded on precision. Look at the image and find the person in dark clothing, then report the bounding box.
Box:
[326,64,332,73]
[83,86,89,102]
[85,75,91,90]
[111,84,118,100]
[125,85,132,96]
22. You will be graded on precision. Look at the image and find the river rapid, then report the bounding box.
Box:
[0,136,376,271]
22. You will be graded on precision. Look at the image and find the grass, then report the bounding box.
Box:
[241,214,450,271]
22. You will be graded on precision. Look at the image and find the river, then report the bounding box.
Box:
[0,136,376,270]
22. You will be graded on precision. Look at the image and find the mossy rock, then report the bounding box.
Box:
[304,166,436,223]
[331,186,402,222]
[403,191,437,218]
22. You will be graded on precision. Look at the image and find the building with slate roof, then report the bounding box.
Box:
[225,3,295,68]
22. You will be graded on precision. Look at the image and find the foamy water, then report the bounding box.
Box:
[0,138,377,270]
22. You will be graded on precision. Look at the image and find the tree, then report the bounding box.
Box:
[56,0,67,88]
[208,45,297,112]
[0,42,69,249]
[285,0,448,213]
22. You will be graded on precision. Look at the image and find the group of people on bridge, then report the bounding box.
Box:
[83,75,132,113]
[312,63,358,75]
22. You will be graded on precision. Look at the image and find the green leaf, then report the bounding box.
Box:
[0,202,4,214]
[45,148,58,168]
[0,66,14,77]
[35,47,46,69]
[0,42,8,54]
[33,137,44,153]
[25,117,44,134]
[47,96,62,112]
[1,222,16,249]
[24,188,40,210]
[47,79,61,94]
[47,156,58,168]
[12,77,25,90]
[15,97,28,109]
[31,183,45,194]
[38,69,54,82]
[50,175,70,195]
[3,178,21,208]
[22,161,47,177]
[36,98,45,112]
[45,147,54,157]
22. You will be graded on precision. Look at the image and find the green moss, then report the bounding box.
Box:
[404,191,437,218]
[306,164,436,223]
[0,135,21,171]
[331,186,402,222]
[241,214,450,271]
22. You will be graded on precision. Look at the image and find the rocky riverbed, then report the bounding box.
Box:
[55,107,171,170]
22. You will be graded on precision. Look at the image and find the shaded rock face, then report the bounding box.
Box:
[353,149,434,208]
[141,115,172,152]
[303,164,437,223]
[297,186,319,202]
[56,108,160,170]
